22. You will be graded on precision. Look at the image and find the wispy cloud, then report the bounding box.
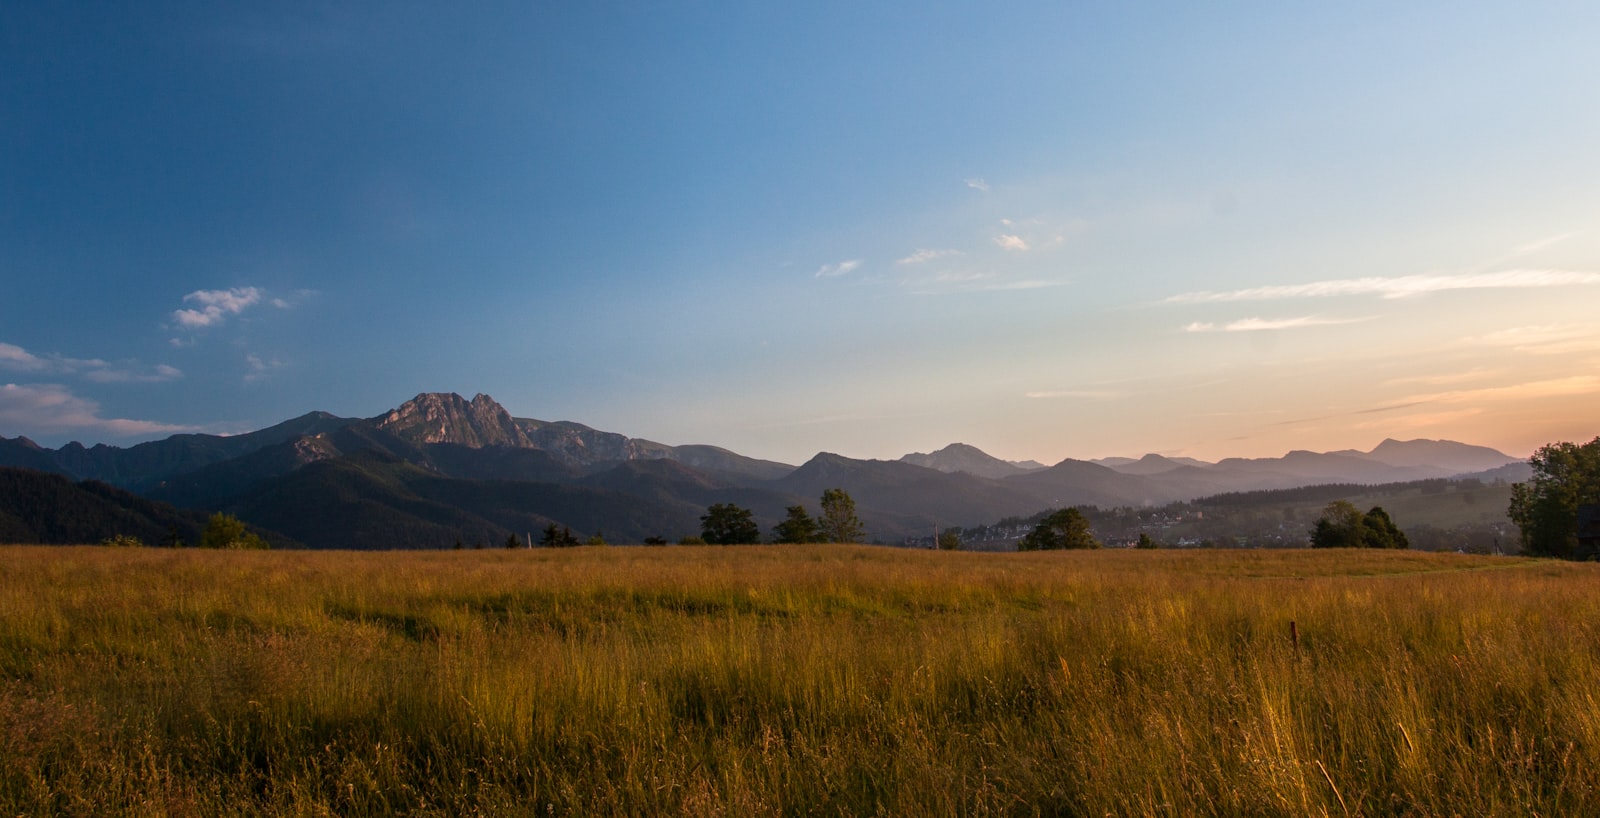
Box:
[243,354,287,384]
[814,260,863,278]
[896,249,962,265]
[965,178,990,192]
[0,383,197,438]
[0,342,181,383]
[906,277,1060,296]
[1182,316,1372,333]
[84,364,184,384]
[993,234,1029,252]
[1406,375,1600,405]
[171,286,264,329]
[1513,231,1583,257]
[1165,269,1600,304]
[1382,368,1502,388]
[1462,324,1600,355]
[1270,401,1433,427]
[1024,389,1124,400]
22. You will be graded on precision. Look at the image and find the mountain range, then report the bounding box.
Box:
[0,391,1528,548]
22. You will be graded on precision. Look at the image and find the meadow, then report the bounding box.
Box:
[2,544,1597,816]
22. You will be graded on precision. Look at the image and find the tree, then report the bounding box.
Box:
[701,503,761,544]
[1361,507,1408,550]
[540,524,579,548]
[504,534,521,549]
[1018,508,1101,551]
[936,527,963,551]
[1310,501,1408,549]
[818,488,864,543]
[1509,437,1600,558]
[772,505,822,544]
[1136,532,1159,549]
[200,512,268,550]
[1310,501,1364,548]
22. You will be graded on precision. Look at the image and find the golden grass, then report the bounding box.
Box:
[2,545,1597,816]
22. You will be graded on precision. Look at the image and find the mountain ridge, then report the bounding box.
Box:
[0,392,1534,547]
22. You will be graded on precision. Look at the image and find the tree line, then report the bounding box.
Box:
[698,488,864,545]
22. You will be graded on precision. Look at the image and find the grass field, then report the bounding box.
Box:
[3,544,1597,816]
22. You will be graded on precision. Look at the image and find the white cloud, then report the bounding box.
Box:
[993,234,1029,252]
[1165,269,1600,304]
[171,286,264,328]
[0,383,197,438]
[965,178,990,192]
[1182,316,1372,333]
[0,343,47,372]
[0,341,180,383]
[896,249,962,265]
[814,259,863,278]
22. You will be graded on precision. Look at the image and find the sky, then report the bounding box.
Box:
[4,2,1600,467]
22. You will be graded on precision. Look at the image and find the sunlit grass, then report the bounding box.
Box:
[2,545,1596,815]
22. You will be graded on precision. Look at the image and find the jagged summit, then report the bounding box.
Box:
[374,392,533,449]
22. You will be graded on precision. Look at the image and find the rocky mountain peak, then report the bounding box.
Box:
[374,392,533,449]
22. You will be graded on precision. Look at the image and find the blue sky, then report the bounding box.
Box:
[4,2,1599,465]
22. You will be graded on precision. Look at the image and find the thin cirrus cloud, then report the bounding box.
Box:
[1461,324,1600,355]
[1182,316,1373,333]
[814,260,863,278]
[993,234,1029,252]
[1404,375,1600,406]
[1165,269,1600,304]
[243,354,287,384]
[1024,389,1124,400]
[0,342,182,383]
[0,383,197,437]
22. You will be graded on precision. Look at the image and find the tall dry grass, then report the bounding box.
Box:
[1,545,1596,815]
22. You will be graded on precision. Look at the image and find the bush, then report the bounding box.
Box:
[200,513,269,550]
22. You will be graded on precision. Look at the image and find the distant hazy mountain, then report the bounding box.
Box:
[774,453,1042,535]
[1095,454,1212,473]
[1342,438,1520,473]
[899,443,1037,479]
[1003,458,1180,508]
